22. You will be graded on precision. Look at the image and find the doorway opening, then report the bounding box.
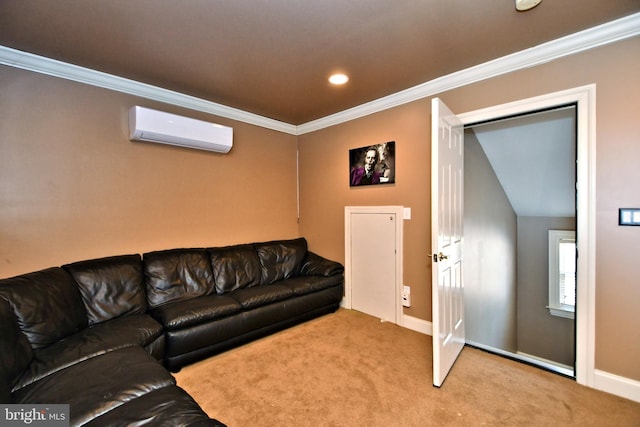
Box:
[450,84,596,387]
[463,104,577,378]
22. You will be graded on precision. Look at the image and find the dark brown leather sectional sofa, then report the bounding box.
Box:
[0,238,344,426]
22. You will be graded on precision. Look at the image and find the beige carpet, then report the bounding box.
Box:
[175,309,640,426]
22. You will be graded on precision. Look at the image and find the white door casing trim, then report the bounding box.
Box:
[344,206,404,326]
[457,84,597,388]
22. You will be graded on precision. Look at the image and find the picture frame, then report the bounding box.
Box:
[349,141,395,187]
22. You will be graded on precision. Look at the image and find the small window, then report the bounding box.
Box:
[548,230,576,319]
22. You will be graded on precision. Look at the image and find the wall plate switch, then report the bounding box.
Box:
[619,208,640,226]
[403,207,411,220]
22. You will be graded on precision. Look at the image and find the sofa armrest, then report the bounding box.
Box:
[300,252,344,277]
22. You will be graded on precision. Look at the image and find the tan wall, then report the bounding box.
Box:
[298,102,432,320]
[0,66,299,277]
[299,36,640,380]
[2,36,639,381]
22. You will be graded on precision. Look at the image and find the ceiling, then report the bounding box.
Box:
[470,107,576,218]
[1,1,638,125]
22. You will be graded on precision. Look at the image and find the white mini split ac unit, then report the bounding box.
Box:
[129,106,233,153]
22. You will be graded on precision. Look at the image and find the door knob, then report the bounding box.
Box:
[428,252,449,262]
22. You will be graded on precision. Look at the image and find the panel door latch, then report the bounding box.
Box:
[428,252,449,262]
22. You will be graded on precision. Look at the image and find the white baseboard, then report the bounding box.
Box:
[594,369,640,403]
[402,314,432,336]
[340,304,433,336]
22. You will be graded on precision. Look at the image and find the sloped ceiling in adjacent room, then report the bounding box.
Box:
[470,107,577,218]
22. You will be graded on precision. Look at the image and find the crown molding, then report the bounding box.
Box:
[0,46,298,135]
[1,13,638,136]
[296,12,640,135]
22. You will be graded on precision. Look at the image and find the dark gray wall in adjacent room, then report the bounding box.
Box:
[516,216,576,366]
[464,129,518,352]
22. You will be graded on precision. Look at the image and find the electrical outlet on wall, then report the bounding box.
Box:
[402,285,411,307]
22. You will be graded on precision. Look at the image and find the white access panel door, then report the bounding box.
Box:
[431,97,465,387]
[350,212,397,323]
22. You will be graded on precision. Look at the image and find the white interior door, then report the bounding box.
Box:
[350,212,397,323]
[431,97,465,387]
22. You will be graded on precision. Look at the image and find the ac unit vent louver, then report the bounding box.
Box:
[129,106,233,153]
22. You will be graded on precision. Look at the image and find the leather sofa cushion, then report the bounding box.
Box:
[0,298,33,392]
[63,254,147,325]
[12,346,176,427]
[151,294,241,330]
[0,377,10,404]
[229,284,293,309]
[144,249,215,308]
[208,244,261,294]
[0,267,87,350]
[255,238,307,285]
[279,275,344,296]
[14,314,164,391]
[301,251,345,276]
[83,385,225,427]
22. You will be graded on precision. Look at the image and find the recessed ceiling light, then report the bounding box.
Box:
[329,73,349,85]
[515,0,542,11]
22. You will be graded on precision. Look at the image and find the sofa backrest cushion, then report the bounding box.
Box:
[0,298,33,394]
[63,255,147,326]
[143,249,215,308]
[208,244,261,294]
[0,267,87,350]
[254,238,307,285]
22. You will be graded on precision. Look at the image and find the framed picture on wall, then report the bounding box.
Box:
[349,141,395,187]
